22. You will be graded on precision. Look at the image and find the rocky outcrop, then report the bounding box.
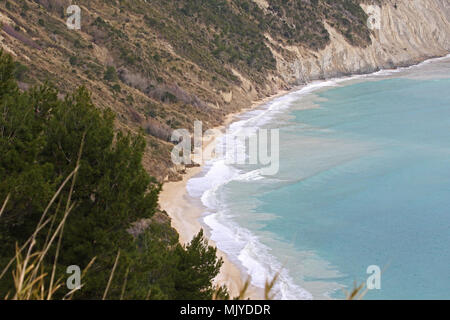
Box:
[1,0,448,182]
[268,0,450,84]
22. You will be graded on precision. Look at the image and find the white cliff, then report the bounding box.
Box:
[268,0,450,85]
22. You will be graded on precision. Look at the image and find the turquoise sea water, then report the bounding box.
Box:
[187,56,450,299]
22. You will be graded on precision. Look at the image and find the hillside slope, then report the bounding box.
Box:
[1,0,449,180]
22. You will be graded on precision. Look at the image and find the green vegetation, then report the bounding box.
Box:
[124,0,373,82]
[0,0,380,180]
[13,61,28,82]
[0,51,225,300]
[104,66,118,82]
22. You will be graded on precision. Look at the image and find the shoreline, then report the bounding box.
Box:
[158,53,450,300]
[159,89,290,299]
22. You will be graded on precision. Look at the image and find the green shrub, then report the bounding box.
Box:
[104,66,118,82]
[0,51,225,300]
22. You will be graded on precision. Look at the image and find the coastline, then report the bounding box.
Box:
[158,53,450,300]
[159,90,290,300]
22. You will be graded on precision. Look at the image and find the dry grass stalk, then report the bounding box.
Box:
[345,281,369,300]
[0,194,10,217]
[102,250,121,300]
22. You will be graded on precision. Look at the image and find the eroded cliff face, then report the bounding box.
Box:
[1,0,448,181]
[270,0,450,84]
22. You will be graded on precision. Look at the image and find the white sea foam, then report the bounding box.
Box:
[187,80,346,300]
[187,72,388,300]
[202,209,313,300]
[368,54,450,77]
[233,169,264,182]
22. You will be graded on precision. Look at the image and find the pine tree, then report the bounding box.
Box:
[0,50,225,300]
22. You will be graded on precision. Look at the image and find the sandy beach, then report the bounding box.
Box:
[159,90,290,299]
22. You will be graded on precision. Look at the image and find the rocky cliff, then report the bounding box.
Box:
[272,0,450,84]
[1,0,448,180]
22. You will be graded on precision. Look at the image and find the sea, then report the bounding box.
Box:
[186,55,450,300]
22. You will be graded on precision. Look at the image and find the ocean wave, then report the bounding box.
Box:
[185,54,450,300]
[187,76,357,300]
[187,159,239,206]
[187,77,365,300]
[187,83,332,300]
[232,169,265,182]
[203,209,313,300]
[368,54,450,77]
